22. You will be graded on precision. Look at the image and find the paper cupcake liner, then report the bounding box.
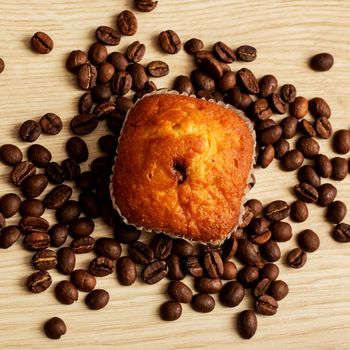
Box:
[109,89,256,245]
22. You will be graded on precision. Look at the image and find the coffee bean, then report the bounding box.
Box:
[0,58,4,74]
[135,0,158,11]
[71,236,95,254]
[20,199,44,217]
[0,193,20,218]
[142,260,168,284]
[237,68,259,94]
[254,99,272,121]
[61,158,80,181]
[315,116,332,139]
[253,278,271,297]
[27,270,52,293]
[314,154,332,178]
[0,226,21,249]
[66,50,88,72]
[259,75,277,97]
[24,232,50,251]
[216,71,236,92]
[310,53,334,71]
[85,289,109,310]
[203,249,223,278]
[108,52,129,72]
[172,239,194,257]
[268,280,289,301]
[88,42,108,65]
[160,301,182,321]
[236,45,257,62]
[149,234,172,260]
[239,206,255,228]
[226,86,253,111]
[147,60,169,77]
[43,184,72,209]
[256,118,276,132]
[44,317,66,340]
[168,281,192,303]
[186,255,204,277]
[159,30,181,54]
[92,84,112,102]
[55,280,78,305]
[327,201,347,224]
[249,217,270,236]
[117,256,137,285]
[40,113,63,135]
[274,138,290,159]
[27,144,51,168]
[45,162,64,184]
[290,200,308,222]
[173,75,194,94]
[258,144,275,168]
[21,174,48,198]
[194,50,213,65]
[69,217,94,238]
[114,222,141,244]
[298,165,321,188]
[309,97,331,119]
[331,157,348,180]
[127,241,153,264]
[19,215,49,234]
[332,129,350,155]
[190,68,215,91]
[57,247,76,274]
[271,93,287,114]
[260,240,281,262]
[280,84,296,103]
[19,120,41,142]
[297,229,320,252]
[96,26,120,46]
[0,144,22,166]
[118,10,138,36]
[32,249,57,270]
[299,119,316,138]
[31,32,53,54]
[260,263,279,281]
[245,199,263,217]
[66,137,89,163]
[236,239,264,268]
[127,63,148,91]
[77,63,97,90]
[287,248,307,268]
[280,116,298,139]
[318,183,337,206]
[270,221,292,242]
[184,38,203,54]
[126,41,145,63]
[255,294,278,315]
[78,92,93,114]
[93,238,121,261]
[296,136,320,158]
[48,224,69,247]
[219,281,245,307]
[248,228,271,246]
[71,269,96,292]
[238,310,257,339]
[333,223,350,243]
[281,149,304,171]
[195,277,222,294]
[259,125,282,145]
[191,293,215,313]
[166,254,185,280]
[89,256,114,277]
[290,96,308,119]
[213,41,236,63]
[221,261,237,280]
[294,183,319,203]
[264,200,290,222]
[237,266,259,288]
[71,113,98,135]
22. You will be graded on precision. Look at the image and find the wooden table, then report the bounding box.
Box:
[1,0,350,349]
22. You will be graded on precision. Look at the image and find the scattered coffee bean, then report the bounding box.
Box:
[86,289,109,310]
[237,266,260,288]
[259,125,282,144]
[290,96,308,119]
[294,183,319,203]
[89,256,114,277]
[255,294,278,315]
[333,130,350,154]
[66,136,89,163]
[27,144,52,168]
[125,40,145,63]
[129,241,154,264]
[31,32,53,54]
[0,193,21,218]
[71,269,96,292]
[290,200,309,222]
[55,280,78,305]
[0,144,23,166]
[96,66,114,85]
[315,117,332,139]
[221,261,237,280]
[127,63,148,91]
[69,217,94,238]
[213,41,236,63]
[168,281,192,303]
[236,239,264,268]
[191,293,215,313]
[296,137,320,158]
[298,165,321,188]
[94,238,121,260]
[160,301,182,321]
[258,144,275,168]
[203,249,223,278]
[280,84,297,103]
[79,92,93,114]
[22,174,48,198]
[219,281,244,307]
[314,154,332,178]
[40,113,63,135]
[245,199,263,217]
[318,183,337,206]
[333,223,350,243]
[147,60,169,77]
[309,97,331,119]
[260,240,281,262]
[184,38,204,54]
[32,249,57,270]
[88,42,108,65]
[77,63,97,90]
[237,68,259,94]
[270,93,287,114]
[114,223,141,244]
[268,280,289,301]
[287,248,307,268]
[0,226,21,249]
[260,263,279,281]
[71,113,98,135]
[142,260,168,284]
[96,26,121,45]
[264,200,290,222]
[57,247,76,274]
[48,224,69,247]
[274,138,289,159]
[43,184,72,209]
[173,75,194,94]
[281,149,304,171]
[299,119,316,138]
[27,270,52,293]
[166,254,185,281]
[195,277,222,294]
[270,221,292,242]
[45,162,65,184]
[159,30,181,54]
[19,215,48,234]
[310,53,334,71]
[44,317,66,340]
[19,120,41,142]
[24,232,50,251]
[171,239,194,257]
[19,198,44,217]
[61,158,80,180]
[117,256,137,285]
[327,201,347,224]
[280,116,298,139]
[118,10,138,36]
[238,310,257,339]
[259,74,277,97]
[236,45,257,62]
[66,50,88,72]
[240,205,255,228]
[297,229,320,252]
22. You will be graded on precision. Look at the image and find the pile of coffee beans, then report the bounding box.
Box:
[0,1,346,343]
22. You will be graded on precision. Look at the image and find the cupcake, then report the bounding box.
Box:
[110,91,255,243]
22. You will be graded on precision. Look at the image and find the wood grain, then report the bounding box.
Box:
[0,0,350,349]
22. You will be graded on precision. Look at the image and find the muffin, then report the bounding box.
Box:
[111,92,255,243]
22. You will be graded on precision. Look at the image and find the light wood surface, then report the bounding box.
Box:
[1,0,350,349]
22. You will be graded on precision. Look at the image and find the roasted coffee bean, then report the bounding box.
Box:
[237,266,260,288]
[48,224,69,247]
[255,295,278,315]
[117,256,137,285]
[118,10,137,35]
[290,96,308,119]
[237,68,259,94]
[294,183,319,203]
[66,137,89,163]
[297,229,320,252]
[0,226,21,249]
[259,144,275,168]
[260,263,279,281]
[318,183,337,206]
[290,200,309,222]
[40,113,63,135]
[249,217,270,236]
[245,199,263,217]
[20,199,44,217]
[264,200,290,222]
[61,158,80,181]
[93,101,117,119]
[213,41,236,63]
[77,63,97,90]
[71,269,96,292]
[44,317,66,340]
[254,99,272,121]
[299,119,316,138]
[217,71,236,92]
[253,278,271,297]
[71,236,95,254]
[0,144,22,166]
[98,135,118,155]
[248,229,271,246]
[57,247,76,274]
[260,240,281,262]
[19,120,41,142]
[309,97,331,119]
[236,45,257,62]
[184,38,204,54]
[19,216,49,234]
[332,129,350,155]
[114,223,141,244]
[94,238,121,261]
[55,280,78,305]
[147,60,169,77]
[69,217,94,238]
[31,32,53,54]
[32,249,57,270]
[333,223,350,242]
[203,250,223,278]
[166,254,185,280]
[274,138,290,159]
[90,256,114,277]
[270,221,292,242]
[78,191,100,218]
[236,239,264,268]
[66,50,88,72]
[0,193,21,218]
[108,52,129,72]
[259,125,282,145]
[149,234,172,260]
[142,260,168,284]
[280,84,296,103]
[125,40,145,63]
[45,162,65,184]
[135,0,157,11]
[171,239,194,256]
[270,93,287,114]
[298,165,321,188]
[327,201,347,224]
[71,113,98,135]
[268,280,289,301]
[221,261,237,280]
[27,144,51,168]
[190,68,215,91]
[219,281,245,307]
[92,83,112,102]
[21,174,48,198]
[238,310,257,339]
[280,116,298,139]
[168,281,192,303]
[79,92,93,114]
[256,119,276,132]
[88,42,108,65]
[314,154,332,178]
[43,184,72,209]
[315,116,332,139]
[287,248,307,268]
[191,293,215,313]
[173,75,194,94]
[27,270,52,293]
[127,63,148,91]
[96,26,120,45]
[281,149,304,171]
[24,232,50,251]
[159,30,181,54]
[76,172,96,192]
[115,96,134,115]
[310,53,334,71]
[331,157,349,181]
[160,301,182,321]
[186,255,204,277]
[85,289,109,310]
[296,137,320,158]
[0,58,4,74]
[259,75,277,97]
[195,277,222,294]
[239,206,255,228]
[226,86,253,110]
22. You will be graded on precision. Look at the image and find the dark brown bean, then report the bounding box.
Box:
[318,183,337,206]
[0,226,21,249]
[310,53,334,71]
[21,174,48,198]
[297,229,320,252]
[57,247,76,274]
[44,317,66,339]
[160,301,182,321]
[290,200,309,222]
[237,68,259,94]
[142,260,168,284]
[55,281,78,304]
[0,193,21,218]
[299,119,316,138]
[191,294,215,313]
[126,41,146,63]
[287,248,307,268]
[66,50,88,72]
[238,310,257,339]
[71,269,96,292]
[298,165,321,188]
[43,185,72,209]
[281,149,304,171]
[268,280,289,301]
[117,256,137,285]
[31,32,53,54]
[264,200,290,222]
[327,201,347,224]
[27,270,52,293]
[24,232,50,251]
[270,221,292,242]
[309,97,331,119]
[280,84,297,103]
[259,75,278,97]
[290,96,308,119]
[89,256,114,277]
[237,266,260,288]
[253,278,271,297]
[315,117,332,139]
[147,60,169,77]
[96,26,121,45]
[85,289,109,310]
[19,120,41,142]
[296,137,320,158]
[236,45,257,62]
[117,10,138,36]
[77,63,97,90]
[19,199,44,217]
[71,113,98,135]
[40,113,63,135]
[260,263,279,281]
[213,41,236,63]
[255,295,278,315]
[314,154,332,178]
[260,240,281,262]
[294,183,319,203]
[71,236,95,254]
[280,116,298,139]
[32,249,57,270]
[333,223,350,242]
[48,224,69,248]
[0,144,22,166]
[184,38,204,54]
[159,30,181,54]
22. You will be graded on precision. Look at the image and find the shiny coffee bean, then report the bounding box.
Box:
[333,223,350,243]
[287,248,307,268]
[96,26,120,45]
[57,247,76,274]
[260,240,281,262]
[40,113,63,135]
[237,266,260,288]
[315,116,332,139]
[296,137,320,158]
[0,193,21,218]
[260,263,279,281]
[168,281,193,303]
[66,137,89,163]
[43,184,72,209]
[77,63,97,90]
[0,144,23,166]
[55,280,78,304]
[191,294,215,313]
[159,30,181,54]
[314,154,332,178]
[118,10,138,36]
[219,281,245,307]
[22,174,48,198]
[317,183,337,206]
[48,224,69,247]
[280,116,298,139]
[71,236,95,254]
[264,200,290,222]
[290,200,308,222]
[280,84,297,103]
[297,229,320,252]
[89,256,114,277]
[270,221,292,242]
[298,165,321,188]
[71,269,96,292]
[281,149,304,171]
[195,277,222,294]
[310,53,334,71]
[44,317,66,339]
[326,201,347,224]
[331,157,348,180]
[27,270,52,293]
[31,32,53,54]
[221,261,237,280]
[259,74,278,97]
[236,45,257,62]
[268,280,289,301]
[160,301,182,321]
[238,310,257,339]
[19,120,41,142]
[290,96,308,119]
[45,162,65,184]
[0,226,21,249]
[294,183,319,203]
[253,278,271,297]
[255,295,278,316]
[66,50,88,72]
[19,199,44,217]
[117,256,137,285]
[32,249,57,270]
[142,260,168,284]
[85,289,109,310]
